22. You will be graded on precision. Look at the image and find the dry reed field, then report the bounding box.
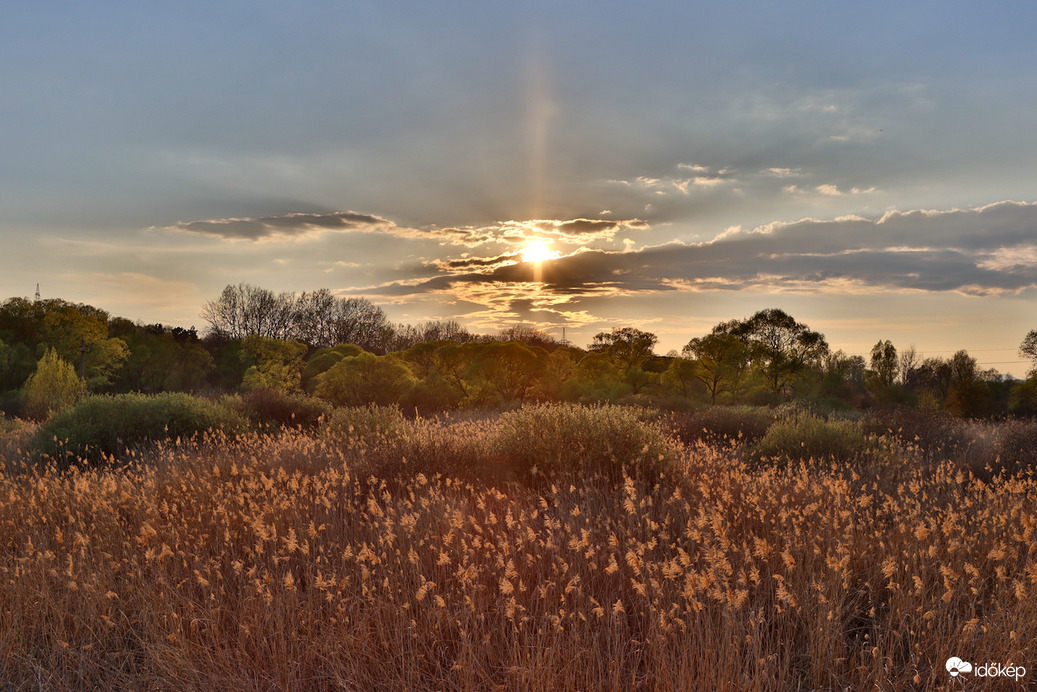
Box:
[0,405,1035,690]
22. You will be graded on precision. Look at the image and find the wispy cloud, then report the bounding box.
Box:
[611,165,738,196]
[157,211,394,241]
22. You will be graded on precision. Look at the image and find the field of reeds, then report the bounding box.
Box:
[0,403,1035,690]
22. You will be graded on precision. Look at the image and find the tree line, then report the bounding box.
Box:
[2,285,1036,419]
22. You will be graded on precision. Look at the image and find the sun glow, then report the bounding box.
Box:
[521,239,559,264]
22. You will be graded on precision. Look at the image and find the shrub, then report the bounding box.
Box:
[861,405,969,458]
[325,404,412,445]
[238,388,331,431]
[749,416,868,466]
[993,419,1037,475]
[355,418,497,484]
[0,414,35,464]
[490,403,676,483]
[667,405,776,446]
[33,393,246,463]
[301,344,364,393]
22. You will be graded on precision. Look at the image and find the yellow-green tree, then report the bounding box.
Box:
[240,335,308,394]
[22,348,81,420]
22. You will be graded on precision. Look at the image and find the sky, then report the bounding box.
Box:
[3,1,1037,375]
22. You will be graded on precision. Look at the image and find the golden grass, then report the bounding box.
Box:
[0,417,1034,690]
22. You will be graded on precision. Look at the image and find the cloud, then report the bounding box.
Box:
[813,184,878,196]
[158,211,394,241]
[160,211,650,248]
[370,201,1037,302]
[434,252,520,270]
[613,166,738,196]
[432,217,650,247]
[550,218,649,238]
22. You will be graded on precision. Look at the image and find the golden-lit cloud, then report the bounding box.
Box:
[371,202,1037,308]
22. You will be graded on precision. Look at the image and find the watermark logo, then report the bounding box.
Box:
[946,656,1026,682]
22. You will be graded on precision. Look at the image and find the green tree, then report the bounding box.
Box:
[547,345,584,398]
[1020,330,1037,375]
[465,341,550,405]
[1009,376,1037,416]
[239,335,307,394]
[301,344,363,393]
[565,350,629,401]
[943,350,993,418]
[39,303,128,389]
[682,332,750,404]
[661,357,701,399]
[22,348,81,420]
[588,327,658,374]
[715,308,829,399]
[820,351,868,405]
[315,353,417,406]
[869,340,898,386]
[434,343,480,404]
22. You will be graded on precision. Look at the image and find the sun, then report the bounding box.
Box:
[521,239,558,264]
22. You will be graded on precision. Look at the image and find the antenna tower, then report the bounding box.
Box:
[34,283,40,302]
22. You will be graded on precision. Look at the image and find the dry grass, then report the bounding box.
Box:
[0,410,1034,690]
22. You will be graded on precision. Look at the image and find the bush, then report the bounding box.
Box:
[490,403,675,483]
[33,393,246,463]
[861,406,969,458]
[301,344,363,393]
[667,405,776,446]
[749,416,868,466]
[325,405,412,445]
[358,418,496,484]
[0,414,35,464]
[993,419,1037,475]
[238,388,331,431]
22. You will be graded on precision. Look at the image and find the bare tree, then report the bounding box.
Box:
[293,289,340,347]
[497,324,558,350]
[898,345,920,387]
[202,284,391,350]
[333,297,392,353]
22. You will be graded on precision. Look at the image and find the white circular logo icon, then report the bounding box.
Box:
[946,657,973,677]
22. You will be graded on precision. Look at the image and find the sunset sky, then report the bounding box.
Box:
[3,1,1037,375]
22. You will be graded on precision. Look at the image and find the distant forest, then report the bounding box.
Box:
[2,283,1036,419]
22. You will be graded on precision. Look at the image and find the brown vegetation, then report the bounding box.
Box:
[0,406,1035,690]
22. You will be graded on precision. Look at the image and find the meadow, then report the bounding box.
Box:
[0,403,1035,690]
